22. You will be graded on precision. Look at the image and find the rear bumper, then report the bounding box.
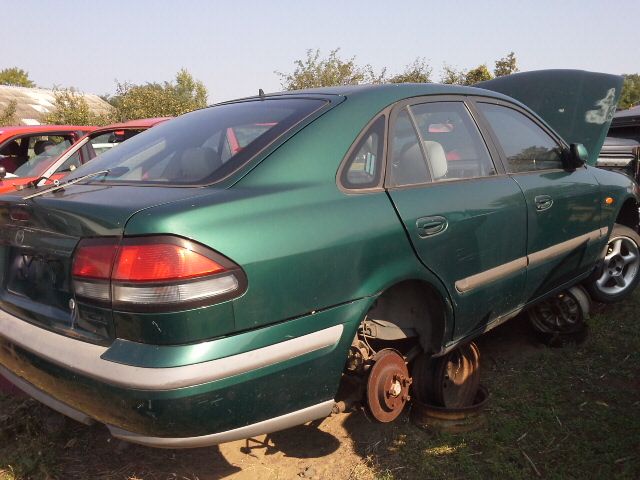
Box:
[0,300,366,446]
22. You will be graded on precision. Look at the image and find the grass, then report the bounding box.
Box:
[376,291,640,479]
[1,290,639,479]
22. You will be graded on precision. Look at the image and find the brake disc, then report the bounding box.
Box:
[365,349,411,422]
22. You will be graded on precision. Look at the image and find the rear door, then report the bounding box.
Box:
[385,96,528,340]
[472,100,604,303]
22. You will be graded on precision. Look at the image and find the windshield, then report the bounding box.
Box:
[13,140,72,178]
[64,98,327,186]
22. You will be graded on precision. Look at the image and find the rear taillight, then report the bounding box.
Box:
[71,236,246,312]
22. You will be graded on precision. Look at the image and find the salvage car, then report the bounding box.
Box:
[0,70,639,447]
[0,118,170,193]
[0,125,95,173]
[597,136,639,180]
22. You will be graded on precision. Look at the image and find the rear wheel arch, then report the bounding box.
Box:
[364,279,450,354]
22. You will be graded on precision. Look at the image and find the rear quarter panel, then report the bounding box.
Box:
[124,98,453,337]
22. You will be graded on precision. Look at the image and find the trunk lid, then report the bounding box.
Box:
[0,184,212,345]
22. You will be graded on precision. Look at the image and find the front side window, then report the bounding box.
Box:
[478,103,563,173]
[65,98,327,185]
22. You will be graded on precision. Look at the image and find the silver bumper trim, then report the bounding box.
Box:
[0,309,343,390]
[108,400,335,448]
[0,365,94,425]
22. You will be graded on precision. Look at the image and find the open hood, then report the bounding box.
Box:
[477,70,623,166]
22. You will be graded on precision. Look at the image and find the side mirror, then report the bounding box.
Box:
[0,166,6,180]
[565,143,588,170]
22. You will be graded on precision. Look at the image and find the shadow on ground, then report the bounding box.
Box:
[1,311,622,480]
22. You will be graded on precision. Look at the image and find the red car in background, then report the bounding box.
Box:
[0,125,95,174]
[0,118,170,194]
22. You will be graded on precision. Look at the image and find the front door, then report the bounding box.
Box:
[474,100,603,303]
[386,98,528,341]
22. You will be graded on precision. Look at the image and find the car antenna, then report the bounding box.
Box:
[259,88,265,99]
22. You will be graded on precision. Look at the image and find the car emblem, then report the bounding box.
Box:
[15,229,25,245]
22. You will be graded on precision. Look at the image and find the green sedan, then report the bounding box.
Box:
[0,70,638,447]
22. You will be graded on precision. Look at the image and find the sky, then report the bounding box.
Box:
[2,0,639,103]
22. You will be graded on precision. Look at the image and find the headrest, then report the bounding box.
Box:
[423,141,447,180]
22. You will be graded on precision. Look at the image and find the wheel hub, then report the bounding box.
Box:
[598,236,640,295]
[366,349,411,422]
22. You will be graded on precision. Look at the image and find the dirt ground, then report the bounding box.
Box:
[2,314,549,480]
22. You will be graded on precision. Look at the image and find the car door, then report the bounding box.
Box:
[385,97,528,340]
[473,100,604,303]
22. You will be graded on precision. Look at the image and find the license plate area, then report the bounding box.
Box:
[6,247,72,311]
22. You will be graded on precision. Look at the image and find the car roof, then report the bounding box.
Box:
[614,105,640,120]
[0,125,95,136]
[231,83,520,108]
[88,117,172,134]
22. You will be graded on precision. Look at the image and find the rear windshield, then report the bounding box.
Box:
[65,98,326,185]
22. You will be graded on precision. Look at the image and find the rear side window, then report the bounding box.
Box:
[388,108,430,186]
[478,103,563,173]
[66,98,327,185]
[388,102,496,187]
[341,116,385,189]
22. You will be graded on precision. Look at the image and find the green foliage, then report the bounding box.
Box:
[0,67,35,88]
[278,49,367,90]
[464,64,494,85]
[494,51,519,77]
[110,69,208,121]
[389,58,432,84]
[440,63,494,85]
[0,100,17,126]
[619,74,640,110]
[43,88,113,126]
[441,64,466,85]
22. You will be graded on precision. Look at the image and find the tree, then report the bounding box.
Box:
[619,74,640,110]
[440,64,466,85]
[44,88,113,126]
[464,64,493,85]
[0,67,35,87]
[389,58,432,84]
[494,52,518,77]
[276,48,384,90]
[0,100,17,126]
[110,69,208,120]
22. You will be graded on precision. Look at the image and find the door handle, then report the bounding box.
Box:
[416,216,448,237]
[534,195,553,212]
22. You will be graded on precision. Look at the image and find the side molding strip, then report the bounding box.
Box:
[455,228,605,294]
[527,229,603,267]
[455,257,527,293]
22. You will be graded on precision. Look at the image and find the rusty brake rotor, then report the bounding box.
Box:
[366,349,411,422]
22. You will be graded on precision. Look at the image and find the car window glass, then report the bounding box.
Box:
[27,135,72,160]
[65,98,326,185]
[13,138,73,177]
[388,108,430,187]
[410,102,496,181]
[341,116,385,189]
[478,103,563,173]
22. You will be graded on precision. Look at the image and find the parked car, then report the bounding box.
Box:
[0,71,638,448]
[0,118,170,194]
[594,107,640,182]
[0,125,95,173]
[608,105,640,142]
[597,136,639,180]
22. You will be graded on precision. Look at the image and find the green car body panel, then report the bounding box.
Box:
[0,71,638,447]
